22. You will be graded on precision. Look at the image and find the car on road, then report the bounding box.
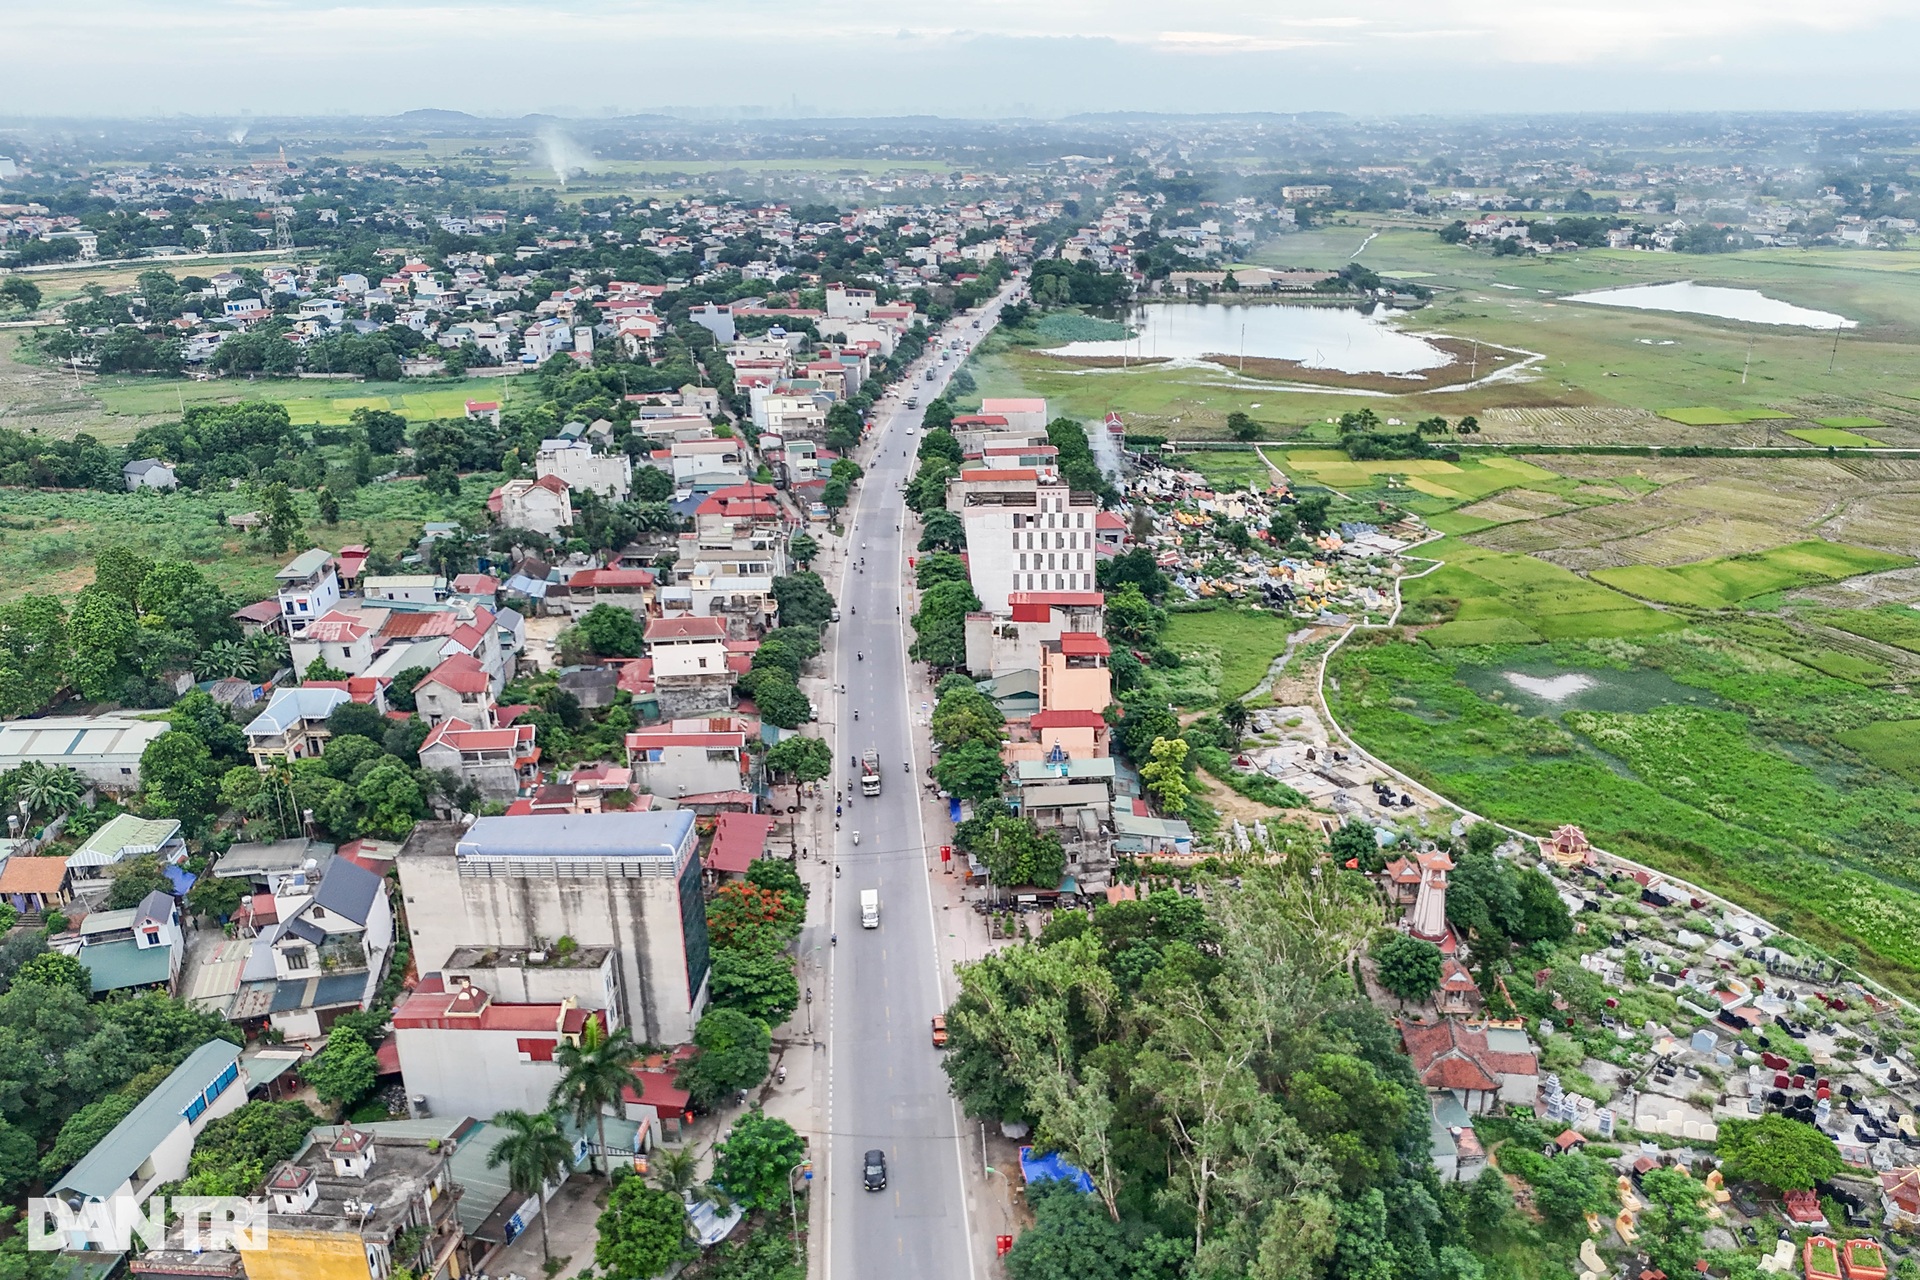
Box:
[863,1149,888,1191]
[930,1015,948,1048]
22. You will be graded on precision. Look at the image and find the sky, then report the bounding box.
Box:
[7,0,1920,119]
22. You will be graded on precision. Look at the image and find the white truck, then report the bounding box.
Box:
[860,889,880,929]
[860,749,881,797]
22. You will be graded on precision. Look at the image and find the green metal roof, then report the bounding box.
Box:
[53,1039,242,1202]
[77,939,174,994]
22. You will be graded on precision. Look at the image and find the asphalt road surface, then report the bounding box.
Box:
[822,294,1013,1280]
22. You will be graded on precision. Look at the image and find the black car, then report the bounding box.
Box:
[863,1149,887,1191]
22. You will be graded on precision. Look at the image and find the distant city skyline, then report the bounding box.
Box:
[6,0,1920,118]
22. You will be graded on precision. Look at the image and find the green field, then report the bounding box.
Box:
[1787,428,1885,447]
[1162,607,1301,703]
[1815,416,1888,429]
[1657,406,1794,425]
[1402,537,1678,643]
[1279,450,1573,504]
[0,476,492,603]
[1838,720,1920,782]
[90,375,522,427]
[1591,540,1912,608]
[1810,606,1920,654]
[967,226,1920,440]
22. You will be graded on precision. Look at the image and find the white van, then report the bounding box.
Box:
[860,889,880,929]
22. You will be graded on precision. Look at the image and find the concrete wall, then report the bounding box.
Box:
[394,1025,563,1122]
[399,843,706,1045]
[653,676,736,719]
[442,955,624,1030]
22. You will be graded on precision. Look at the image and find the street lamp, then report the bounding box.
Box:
[787,1158,813,1265]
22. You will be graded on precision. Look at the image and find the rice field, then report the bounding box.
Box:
[1591,540,1913,608]
[1788,428,1886,448]
[1837,720,1920,782]
[1657,406,1795,425]
[1403,536,1679,643]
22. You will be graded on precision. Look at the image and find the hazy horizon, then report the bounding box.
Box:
[7,0,1920,120]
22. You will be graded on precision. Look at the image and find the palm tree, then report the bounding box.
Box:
[649,1145,700,1196]
[550,1017,643,1181]
[1220,699,1251,746]
[485,1109,574,1265]
[16,762,84,827]
[246,631,291,676]
[197,640,257,681]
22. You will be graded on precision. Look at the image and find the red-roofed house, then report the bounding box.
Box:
[295,609,378,673]
[1399,1019,1540,1115]
[392,981,596,1121]
[452,573,500,601]
[566,566,655,618]
[623,1050,696,1142]
[706,813,776,877]
[417,718,540,800]
[414,654,497,728]
[231,598,285,637]
[333,545,370,592]
[1381,855,1425,907]
[646,615,733,716]
[491,474,573,536]
[300,676,390,714]
[685,483,789,569]
[966,591,1106,680]
[1027,709,1110,759]
[1040,633,1111,715]
[626,718,752,799]
[1094,511,1128,550]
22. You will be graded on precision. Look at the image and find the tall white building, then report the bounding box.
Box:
[947,469,1100,613]
[536,438,631,500]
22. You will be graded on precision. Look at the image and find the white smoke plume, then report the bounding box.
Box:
[536,127,597,189]
[229,126,249,145]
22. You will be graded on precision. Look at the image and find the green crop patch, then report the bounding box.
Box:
[1592,540,1912,608]
[1839,720,1920,782]
[1787,428,1885,448]
[1657,406,1793,425]
[1423,617,1545,647]
[1400,538,1677,641]
[1814,416,1888,429]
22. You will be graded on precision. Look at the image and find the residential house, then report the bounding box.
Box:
[231,855,393,1040]
[677,559,777,639]
[0,714,172,792]
[645,616,735,716]
[947,471,1099,612]
[1019,709,1110,760]
[438,943,624,1026]
[241,1126,465,1280]
[669,437,750,495]
[391,978,595,1122]
[397,813,710,1045]
[566,567,654,618]
[66,813,185,892]
[490,475,573,536]
[1399,1018,1540,1116]
[245,686,354,768]
[0,853,71,915]
[276,549,341,638]
[1039,633,1111,715]
[292,609,378,675]
[122,458,178,491]
[682,483,789,575]
[626,719,752,801]
[1009,756,1115,835]
[413,654,497,728]
[978,397,1049,432]
[537,438,631,500]
[66,889,183,995]
[704,812,775,880]
[417,718,539,801]
[48,1040,245,1231]
[363,575,447,605]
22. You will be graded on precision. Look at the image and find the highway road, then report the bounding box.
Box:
[820,289,1015,1280]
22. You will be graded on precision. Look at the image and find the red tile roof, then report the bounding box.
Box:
[572,568,655,590]
[957,469,1039,482]
[1057,633,1111,657]
[626,729,745,751]
[707,813,777,875]
[1029,709,1107,729]
[1398,1018,1535,1092]
[381,611,459,639]
[419,653,490,695]
[623,1067,691,1113]
[0,855,67,895]
[453,573,499,594]
[646,616,729,642]
[232,599,283,624]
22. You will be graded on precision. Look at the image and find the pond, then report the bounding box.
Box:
[1455,659,1727,720]
[1563,281,1855,330]
[1047,302,1454,376]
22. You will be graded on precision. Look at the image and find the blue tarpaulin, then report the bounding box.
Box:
[1018,1146,1095,1194]
[162,864,197,895]
[948,797,962,824]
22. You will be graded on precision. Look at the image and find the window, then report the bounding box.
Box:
[182,1094,208,1124]
[284,947,310,971]
[206,1060,239,1104]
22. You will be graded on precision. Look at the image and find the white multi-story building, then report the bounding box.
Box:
[275,548,340,637]
[948,470,1100,612]
[537,438,631,500]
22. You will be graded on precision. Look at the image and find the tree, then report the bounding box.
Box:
[258,482,303,554]
[140,732,221,832]
[0,597,69,718]
[550,1017,643,1181]
[0,277,42,313]
[821,477,849,511]
[14,762,84,829]
[107,855,171,909]
[355,759,425,838]
[488,1109,576,1265]
[1103,585,1165,647]
[1139,737,1190,814]
[573,603,646,657]
[1527,1150,1613,1227]
[66,587,139,701]
[763,735,831,784]
[677,1008,773,1110]
[1294,493,1332,535]
[1715,1115,1842,1191]
[174,1100,319,1196]
[919,509,966,553]
[1226,412,1265,442]
[788,533,819,568]
[187,872,246,922]
[304,656,348,682]
[307,1024,378,1109]
[1284,1052,1411,1195]
[317,488,341,525]
[746,672,812,731]
[595,1174,693,1279]
[711,1110,806,1208]
[1638,1167,1709,1278]
[963,814,1065,890]
[931,687,1004,751]
[352,407,408,454]
[911,579,980,669]
[934,739,1005,805]
[706,882,804,953]
[915,551,970,589]
[13,951,90,995]
[93,546,154,610]
[1097,548,1169,601]
[770,572,834,632]
[1371,932,1443,1003]
[327,699,391,744]
[709,948,802,1027]
[1220,699,1251,744]
[197,640,257,680]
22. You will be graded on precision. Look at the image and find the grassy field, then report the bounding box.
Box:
[0,476,492,603]
[1837,720,1920,782]
[1162,607,1301,704]
[1328,630,1920,992]
[1401,537,1678,644]
[966,224,1920,440]
[1591,540,1912,607]
[1809,605,1920,654]
[1657,406,1794,425]
[1787,428,1885,447]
